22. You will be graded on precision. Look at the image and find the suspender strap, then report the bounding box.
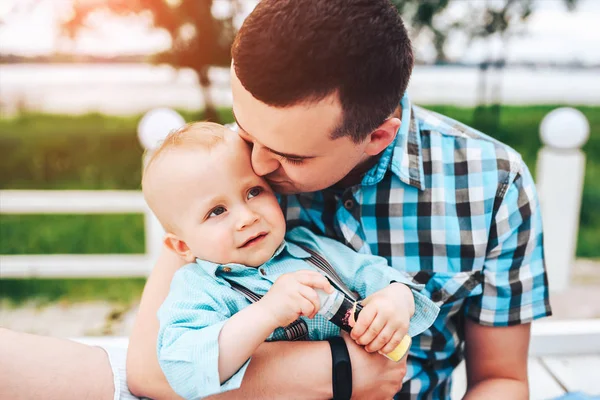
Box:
[224,278,309,341]
[226,279,262,303]
[298,244,359,302]
[282,318,310,341]
[223,244,354,342]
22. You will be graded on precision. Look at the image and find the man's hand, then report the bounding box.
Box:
[342,332,407,399]
[258,270,334,328]
[351,282,415,353]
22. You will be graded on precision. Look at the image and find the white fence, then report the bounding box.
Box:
[0,190,163,277]
[0,108,591,291]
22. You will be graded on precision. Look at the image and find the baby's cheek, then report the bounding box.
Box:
[211,231,235,257]
[193,229,232,263]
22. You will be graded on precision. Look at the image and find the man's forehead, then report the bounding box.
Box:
[231,105,343,159]
[231,112,315,160]
[230,69,343,154]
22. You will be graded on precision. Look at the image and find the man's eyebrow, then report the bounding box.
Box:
[232,112,316,160]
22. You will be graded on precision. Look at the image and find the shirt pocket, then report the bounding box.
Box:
[411,271,484,308]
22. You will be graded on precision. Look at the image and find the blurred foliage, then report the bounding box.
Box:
[0,278,146,307]
[391,0,579,127]
[0,109,233,190]
[390,0,579,63]
[0,214,144,254]
[0,106,598,258]
[61,0,239,122]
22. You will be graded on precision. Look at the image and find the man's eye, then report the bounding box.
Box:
[282,157,303,165]
[248,187,263,199]
[209,206,226,217]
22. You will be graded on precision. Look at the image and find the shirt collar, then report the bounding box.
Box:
[361,94,425,191]
[193,239,310,277]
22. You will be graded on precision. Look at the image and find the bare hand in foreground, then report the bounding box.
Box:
[342,332,407,399]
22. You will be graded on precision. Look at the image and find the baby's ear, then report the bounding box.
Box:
[164,233,196,263]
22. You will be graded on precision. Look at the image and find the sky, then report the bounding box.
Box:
[1,0,599,65]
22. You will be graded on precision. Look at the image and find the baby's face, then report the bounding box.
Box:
[155,131,286,267]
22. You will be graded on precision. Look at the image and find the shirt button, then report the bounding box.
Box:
[259,268,266,275]
[222,267,232,273]
[344,199,354,210]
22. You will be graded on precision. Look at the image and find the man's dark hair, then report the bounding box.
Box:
[232,0,414,143]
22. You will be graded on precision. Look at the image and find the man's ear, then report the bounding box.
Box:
[164,233,196,263]
[363,117,401,156]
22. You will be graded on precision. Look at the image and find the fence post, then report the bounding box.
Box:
[137,108,186,273]
[536,108,589,292]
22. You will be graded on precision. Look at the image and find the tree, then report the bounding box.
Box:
[391,0,578,128]
[62,0,240,122]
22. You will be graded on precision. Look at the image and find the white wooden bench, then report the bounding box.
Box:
[451,319,600,399]
[71,319,600,399]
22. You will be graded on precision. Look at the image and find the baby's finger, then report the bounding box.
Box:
[296,271,334,293]
[356,313,386,348]
[350,304,376,340]
[380,330,406,355]
[298,286,321,319]
[297,296,317,319]
[365,323,395,353]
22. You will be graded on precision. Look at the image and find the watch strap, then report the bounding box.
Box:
[327,336,352,400]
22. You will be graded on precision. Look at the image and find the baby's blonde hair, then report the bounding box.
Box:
[142,121,229,232]
[144,121,227,175]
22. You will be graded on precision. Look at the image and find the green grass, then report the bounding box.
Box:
[0,277,147,307]
[0,105,598,304]
[0,109,233,190]
[0,214,145,254]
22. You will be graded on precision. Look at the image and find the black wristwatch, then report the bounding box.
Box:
[327,336,352,400]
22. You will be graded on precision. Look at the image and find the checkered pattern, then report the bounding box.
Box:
[280,96,552,399]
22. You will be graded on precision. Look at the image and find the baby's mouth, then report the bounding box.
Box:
[240,232,268,248]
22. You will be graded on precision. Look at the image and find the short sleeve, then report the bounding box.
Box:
[465,161,552,326]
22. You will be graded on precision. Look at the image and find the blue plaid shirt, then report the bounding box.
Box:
[157,226,440,399]
[280,95,552,399]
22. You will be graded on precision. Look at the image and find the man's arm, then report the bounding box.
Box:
[463,320,530,399]
[461,158,550,399]
[126,246,408,399]
[127,246,184,399]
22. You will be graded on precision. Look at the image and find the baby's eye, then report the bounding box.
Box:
[247,187,263,199]
[209,206,226,218]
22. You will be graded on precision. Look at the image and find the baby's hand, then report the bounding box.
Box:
[258,270,334,328]
[350,283,415,354]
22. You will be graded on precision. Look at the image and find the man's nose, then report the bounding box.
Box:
[236,205,259,230]
[251,144,280,177]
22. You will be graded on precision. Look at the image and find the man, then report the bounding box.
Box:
[0,1,550,399]
[127,1,550,399]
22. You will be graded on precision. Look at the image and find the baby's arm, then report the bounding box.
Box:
[158,266,332,399]
[157,267,269,399]
[218,270,333,382]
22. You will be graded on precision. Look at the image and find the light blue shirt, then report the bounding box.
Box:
[157,226,440,399]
